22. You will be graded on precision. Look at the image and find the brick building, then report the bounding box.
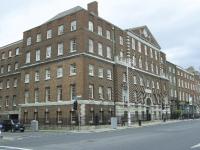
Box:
[0,1,199,125]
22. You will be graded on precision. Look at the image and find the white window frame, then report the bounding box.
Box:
[27,37,31,46]
[70,39,77,52]
[58,25,64,35]
[36,33,42,42]
[70,64,77,76]
[106,30,111,40]
[89,39,94,53]
[35,49,40,61]
[25,52,30,64]
[46,46,51,59]
[88,21,94,32]
[88,64,94,76]
[107,69,112,80]
[45,69,51,80]
[98,86,103,99]
[98,43,103,56]
[98,68,104,78]
[25,74,30,83]
[57,67,63,78]
[15,48,19,55]
[35,71,39,82]
[13,78,17,87]
[47,29,52,39]
[106,46,112,59]
[57,43,63,56]
[98,26,103,36]
[107,88,112,100]
[71,20,77,31]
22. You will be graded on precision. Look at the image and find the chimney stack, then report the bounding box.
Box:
[87,1,98,16]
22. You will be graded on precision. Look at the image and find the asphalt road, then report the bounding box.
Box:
[1,120,200,150]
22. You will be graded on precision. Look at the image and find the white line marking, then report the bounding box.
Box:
[0,146,32,150]
[191,143,200,149]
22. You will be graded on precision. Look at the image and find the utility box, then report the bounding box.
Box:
[31,120,38,131]
[111,117,117,129]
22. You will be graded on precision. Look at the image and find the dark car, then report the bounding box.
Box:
[1,119,25,132]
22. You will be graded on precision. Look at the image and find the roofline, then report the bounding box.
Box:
[0,40,23,50]
[176,65,194,76]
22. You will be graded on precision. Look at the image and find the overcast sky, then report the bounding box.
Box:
[0,0,199,70]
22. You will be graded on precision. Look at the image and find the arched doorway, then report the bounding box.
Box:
[146,98,152,121]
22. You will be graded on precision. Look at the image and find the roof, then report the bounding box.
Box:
[45,6,84,23]
[0,40,23,50]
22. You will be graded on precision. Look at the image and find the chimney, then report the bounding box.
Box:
[87,1,98,16]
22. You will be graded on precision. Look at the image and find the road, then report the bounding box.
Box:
[0,120,200,150]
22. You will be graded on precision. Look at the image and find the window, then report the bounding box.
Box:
[36,33,41,42]
[119,36,123,45]
[14,62,19,70]
[88,21,94,32]
[0,81,2,89]
[5,96,9,107]
[106,30,111,40]
[145,60,148,70]
[15,48,19,55]
[58,25,64,35]
[156,65,158,74]
[107,69,112,80]
[57,43,63,56]
[70,20,77,31]
[7,64,11,72]
[45,111,49,123]
[89,84,94,99]
[70,84,76,100]
[88,64,94,76]
[98,26,102,36]
[1,52,5,59]
[99,86,103,99]
[45,87,50,102]
[139,77,143,86]
[34,89,39,103]
[89,39,94,53]
[0,66,4,74]
[131,38,136,50]
[27,37,31,46]
[25,52,30,64]
[8,50,12,57]
[123,73,126,82]
[70,63,77,76]
[133,76,137,84]
[6,80,10,88]
[47,29,52,39]
[144,45,147,55]
[138,41,141,52]
[13,78,17,87]
[152,81,155,88]
[106,46,112,59]
[25,74,30,83]
[98,43,103,56]
[155,51,158,60]
[98,68,103,78]
[107,88,112,100]
[132,55,136,66]
[35,71,39,82]
[45,69,51,80]
[57,111,62,123]
[57,67,63,78]
[147,80,150,87]
[150,48,153,58]
[35,49,40,61]
[70,39,77,52]
[57,86,62,101]
[46,46,51,58]
[157,82,160,89]
[139,57,142,68]
[24,90,29,104]
[151,63,154,73]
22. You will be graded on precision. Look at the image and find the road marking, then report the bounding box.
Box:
[191,143,200,149]
[0,146,32,150]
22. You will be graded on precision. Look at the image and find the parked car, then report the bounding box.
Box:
[1,119,25,132]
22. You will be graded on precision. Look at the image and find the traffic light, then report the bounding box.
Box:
[73,100,78,110]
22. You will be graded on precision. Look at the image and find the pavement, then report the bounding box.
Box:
[0,119,200,150]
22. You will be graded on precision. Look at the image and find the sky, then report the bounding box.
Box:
[0,0,200,70]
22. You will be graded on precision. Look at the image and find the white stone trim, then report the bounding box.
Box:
[0,72,20,78]
[127,31,160,51]
[19,100,115,107]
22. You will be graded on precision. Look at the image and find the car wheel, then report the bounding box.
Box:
[20,130,24,132]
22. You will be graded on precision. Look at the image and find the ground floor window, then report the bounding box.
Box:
[45,111,49,123]
[57,111,62,124]
[70,111,76,124]
[24,112,28,124]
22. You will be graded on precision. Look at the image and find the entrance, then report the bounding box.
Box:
[146,98,151,121]
[9,114,19,120]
